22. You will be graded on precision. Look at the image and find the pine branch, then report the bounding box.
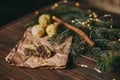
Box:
[48,28,70,45]
[92,28,120,40]
[52,16,95,46]
[24,4,120,72]
[96,51,120,71]
[94,39,120,51]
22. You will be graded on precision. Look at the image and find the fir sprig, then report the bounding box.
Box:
[48,28,70,45]
[96,51,120,71]
[92,28,120,40]
[25,4,120,72]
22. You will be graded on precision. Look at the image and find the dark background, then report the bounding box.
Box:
[0,0,58,27]
[0,0,119,27]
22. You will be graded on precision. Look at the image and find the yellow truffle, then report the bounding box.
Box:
[32,24,46,37]
[38,14,51,28]
[46,23,57,37]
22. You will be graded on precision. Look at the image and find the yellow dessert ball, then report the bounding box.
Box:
[38,14,51,28]
[46,23,57,37]
[32,24,46,37]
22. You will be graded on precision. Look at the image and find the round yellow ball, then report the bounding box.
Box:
[38,14,51,28]
[46,24,57,37]
[32,24,46,37]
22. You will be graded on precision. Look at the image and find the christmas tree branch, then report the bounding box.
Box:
[52,16,95,46]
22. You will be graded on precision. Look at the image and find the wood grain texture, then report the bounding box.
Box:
[0,6,120,80]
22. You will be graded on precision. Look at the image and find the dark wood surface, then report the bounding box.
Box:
[0,6,120,80]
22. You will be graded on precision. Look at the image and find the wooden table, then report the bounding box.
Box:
[0,6,120,80]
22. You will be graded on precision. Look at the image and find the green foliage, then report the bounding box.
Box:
[92,28,120,40]
[25,4,120,72]
[48,28,70,45]
[97,51,120,71]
